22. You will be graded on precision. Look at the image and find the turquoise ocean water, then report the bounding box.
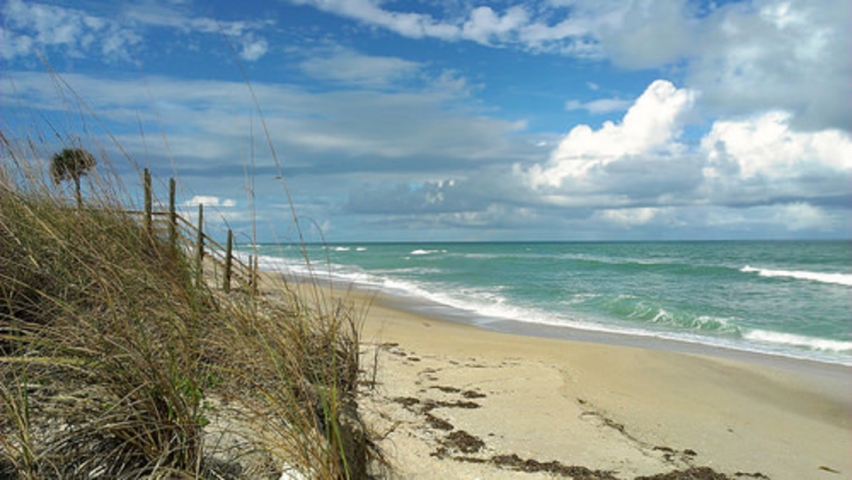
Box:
[237,241,852,366]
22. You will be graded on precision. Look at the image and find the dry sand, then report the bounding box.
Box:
[338,286,851,480]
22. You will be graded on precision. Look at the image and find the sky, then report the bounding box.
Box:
[2,0,850,243]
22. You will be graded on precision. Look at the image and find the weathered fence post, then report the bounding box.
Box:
[143,168,152,237]
[223,229,233,292]
[195,204,204,286]
[247,254,253,293]
[248,255,255,295]
[168,178,177,251]
[253,254,259,296]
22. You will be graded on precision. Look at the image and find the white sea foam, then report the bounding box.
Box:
[558,293,601,306]
[741,266,852,286]
[744,330,852,353]
[410,249,445,255]
[372,267,443,275]
[356,247,368,252]
[237,251,852,366]
[560,253,677,267]
[333,246,350,252]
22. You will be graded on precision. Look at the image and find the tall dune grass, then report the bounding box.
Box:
[0,102,371,478]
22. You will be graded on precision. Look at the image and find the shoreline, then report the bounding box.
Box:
[271,272,852,479]
[300,268,852,372]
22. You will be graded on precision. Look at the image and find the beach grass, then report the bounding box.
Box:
[0,120,371,478]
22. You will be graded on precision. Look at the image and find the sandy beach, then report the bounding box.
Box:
[311,284,852,480]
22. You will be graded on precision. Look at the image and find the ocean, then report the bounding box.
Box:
[237,241,852,366]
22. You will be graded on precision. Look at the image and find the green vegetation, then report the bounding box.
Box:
[49,147,97,208]
[0,138,373,478]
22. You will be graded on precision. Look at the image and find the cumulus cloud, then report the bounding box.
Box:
[701,111,851,181]
[521,78,852,235]
[528,80,697,189]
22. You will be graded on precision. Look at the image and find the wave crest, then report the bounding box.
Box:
[744,330,852,352]
[741,266,852,286]
[410,249,446,256]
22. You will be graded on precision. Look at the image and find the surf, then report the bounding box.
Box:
[741,266,852,286]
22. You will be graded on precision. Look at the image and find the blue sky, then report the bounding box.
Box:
[2,0,850,242]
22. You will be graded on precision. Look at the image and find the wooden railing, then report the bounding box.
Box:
[135,169,258,295]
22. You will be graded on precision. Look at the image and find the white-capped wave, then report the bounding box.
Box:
[410,249,446,256]
[743,330,852,353]
[372,267,443,275]
[641,308,740,334]
[558,293,601,306]
[333,246,350,252]
[237,252,312,277]
[741,266,852,286]
[234,250,852,366]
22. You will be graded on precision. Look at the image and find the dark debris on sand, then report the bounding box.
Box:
[490,453,618,479]
[636,467,770,480]
[443,430,485,454]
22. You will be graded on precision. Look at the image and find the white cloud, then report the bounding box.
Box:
[462,6,529,45]
[299,48,423,88]
[597,0,693,68]
[593,207,663,227]
[521,78,851,236]
[686,0,850,132]
[291,0,461,40]
[1,0,272,63]
[1,0,141,61]
[240,36,268,62]
[124,4,274,62]
[293,0,850,133]
[184,195,237,208]
[701,111,852,181]
[123,4,271,36]
[529,80,696,188]
[292,0,604,55]
[565,97,631,114]
[774,203,835,231]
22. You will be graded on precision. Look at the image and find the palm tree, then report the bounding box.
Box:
[50,148,96,207]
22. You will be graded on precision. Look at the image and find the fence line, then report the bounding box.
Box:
[131,169,257,295]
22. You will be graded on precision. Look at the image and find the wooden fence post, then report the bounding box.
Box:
[168,178,177,251]
[253,254,259,296]
[195,204,204,286]
[223,229,233,292]
[143,168,152,237]
[247,255,253,293]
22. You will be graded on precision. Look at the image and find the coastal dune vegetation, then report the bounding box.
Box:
[0,131,375,478]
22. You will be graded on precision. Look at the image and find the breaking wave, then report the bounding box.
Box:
[741,266,852,287]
